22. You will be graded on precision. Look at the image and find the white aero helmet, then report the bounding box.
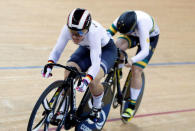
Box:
[67,8,92,31]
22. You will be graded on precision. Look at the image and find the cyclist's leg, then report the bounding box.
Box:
[89,66,106,106]
[128,65,143,107]
[115,38,129,50]
[123,35,159,119]
[88,68,105,122]
[131,35,159,99]
[65,45,91,79]
[116,38,128,70]
[64,62,81,79]
[115,35,138,78]
[121,66,143,120]
[88,39,117,122]
[89,39,117,99]
[115,35,138,119]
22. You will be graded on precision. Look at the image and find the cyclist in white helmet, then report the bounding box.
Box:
[42,8,117,123]
[107,10,160,120]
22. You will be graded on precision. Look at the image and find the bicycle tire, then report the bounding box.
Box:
[104,71,116,104]
[103,70,118,109]
[27,80,70,131]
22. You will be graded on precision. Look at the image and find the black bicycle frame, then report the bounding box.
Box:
[66,72,77,115]
[44,63,85,122]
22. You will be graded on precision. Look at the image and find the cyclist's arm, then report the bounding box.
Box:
[107,18,118,36]
[48,25,71,63]
[131,21,150,63]
[87,32,102,78]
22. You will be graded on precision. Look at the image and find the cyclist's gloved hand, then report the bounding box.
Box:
[41,60,54,78]
[125,58,133,67]
[76,74,93,92]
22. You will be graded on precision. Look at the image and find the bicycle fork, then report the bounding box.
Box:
[64,77,82,130]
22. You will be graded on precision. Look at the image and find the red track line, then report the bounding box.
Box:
[40,108,195,131]
[107,108,195,122]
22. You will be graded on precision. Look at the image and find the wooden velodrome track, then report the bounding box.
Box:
[0,0,195,130]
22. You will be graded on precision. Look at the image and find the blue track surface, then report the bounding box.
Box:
[0,62,195,70]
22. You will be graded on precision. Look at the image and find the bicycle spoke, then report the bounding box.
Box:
[49,87,63,112]
[39,88,61,115]
[32,117,46,131]
[55,89,65,111]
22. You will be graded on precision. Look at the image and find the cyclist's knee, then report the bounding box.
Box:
[64,62,81,79]
[89,68,104,88]
[116,38,129,50]
[132,65,143,77]
[66,62,81,71]
[89,81,96,88]
[89,76,102,88]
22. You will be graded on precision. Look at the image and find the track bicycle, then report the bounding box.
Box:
[27,48,145,131]
[27,63,115,131]
[103,49,145,123]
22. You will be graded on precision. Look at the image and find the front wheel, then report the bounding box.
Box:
[27,80,70,131]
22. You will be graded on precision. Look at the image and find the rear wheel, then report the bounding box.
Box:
[27,80,71,131]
